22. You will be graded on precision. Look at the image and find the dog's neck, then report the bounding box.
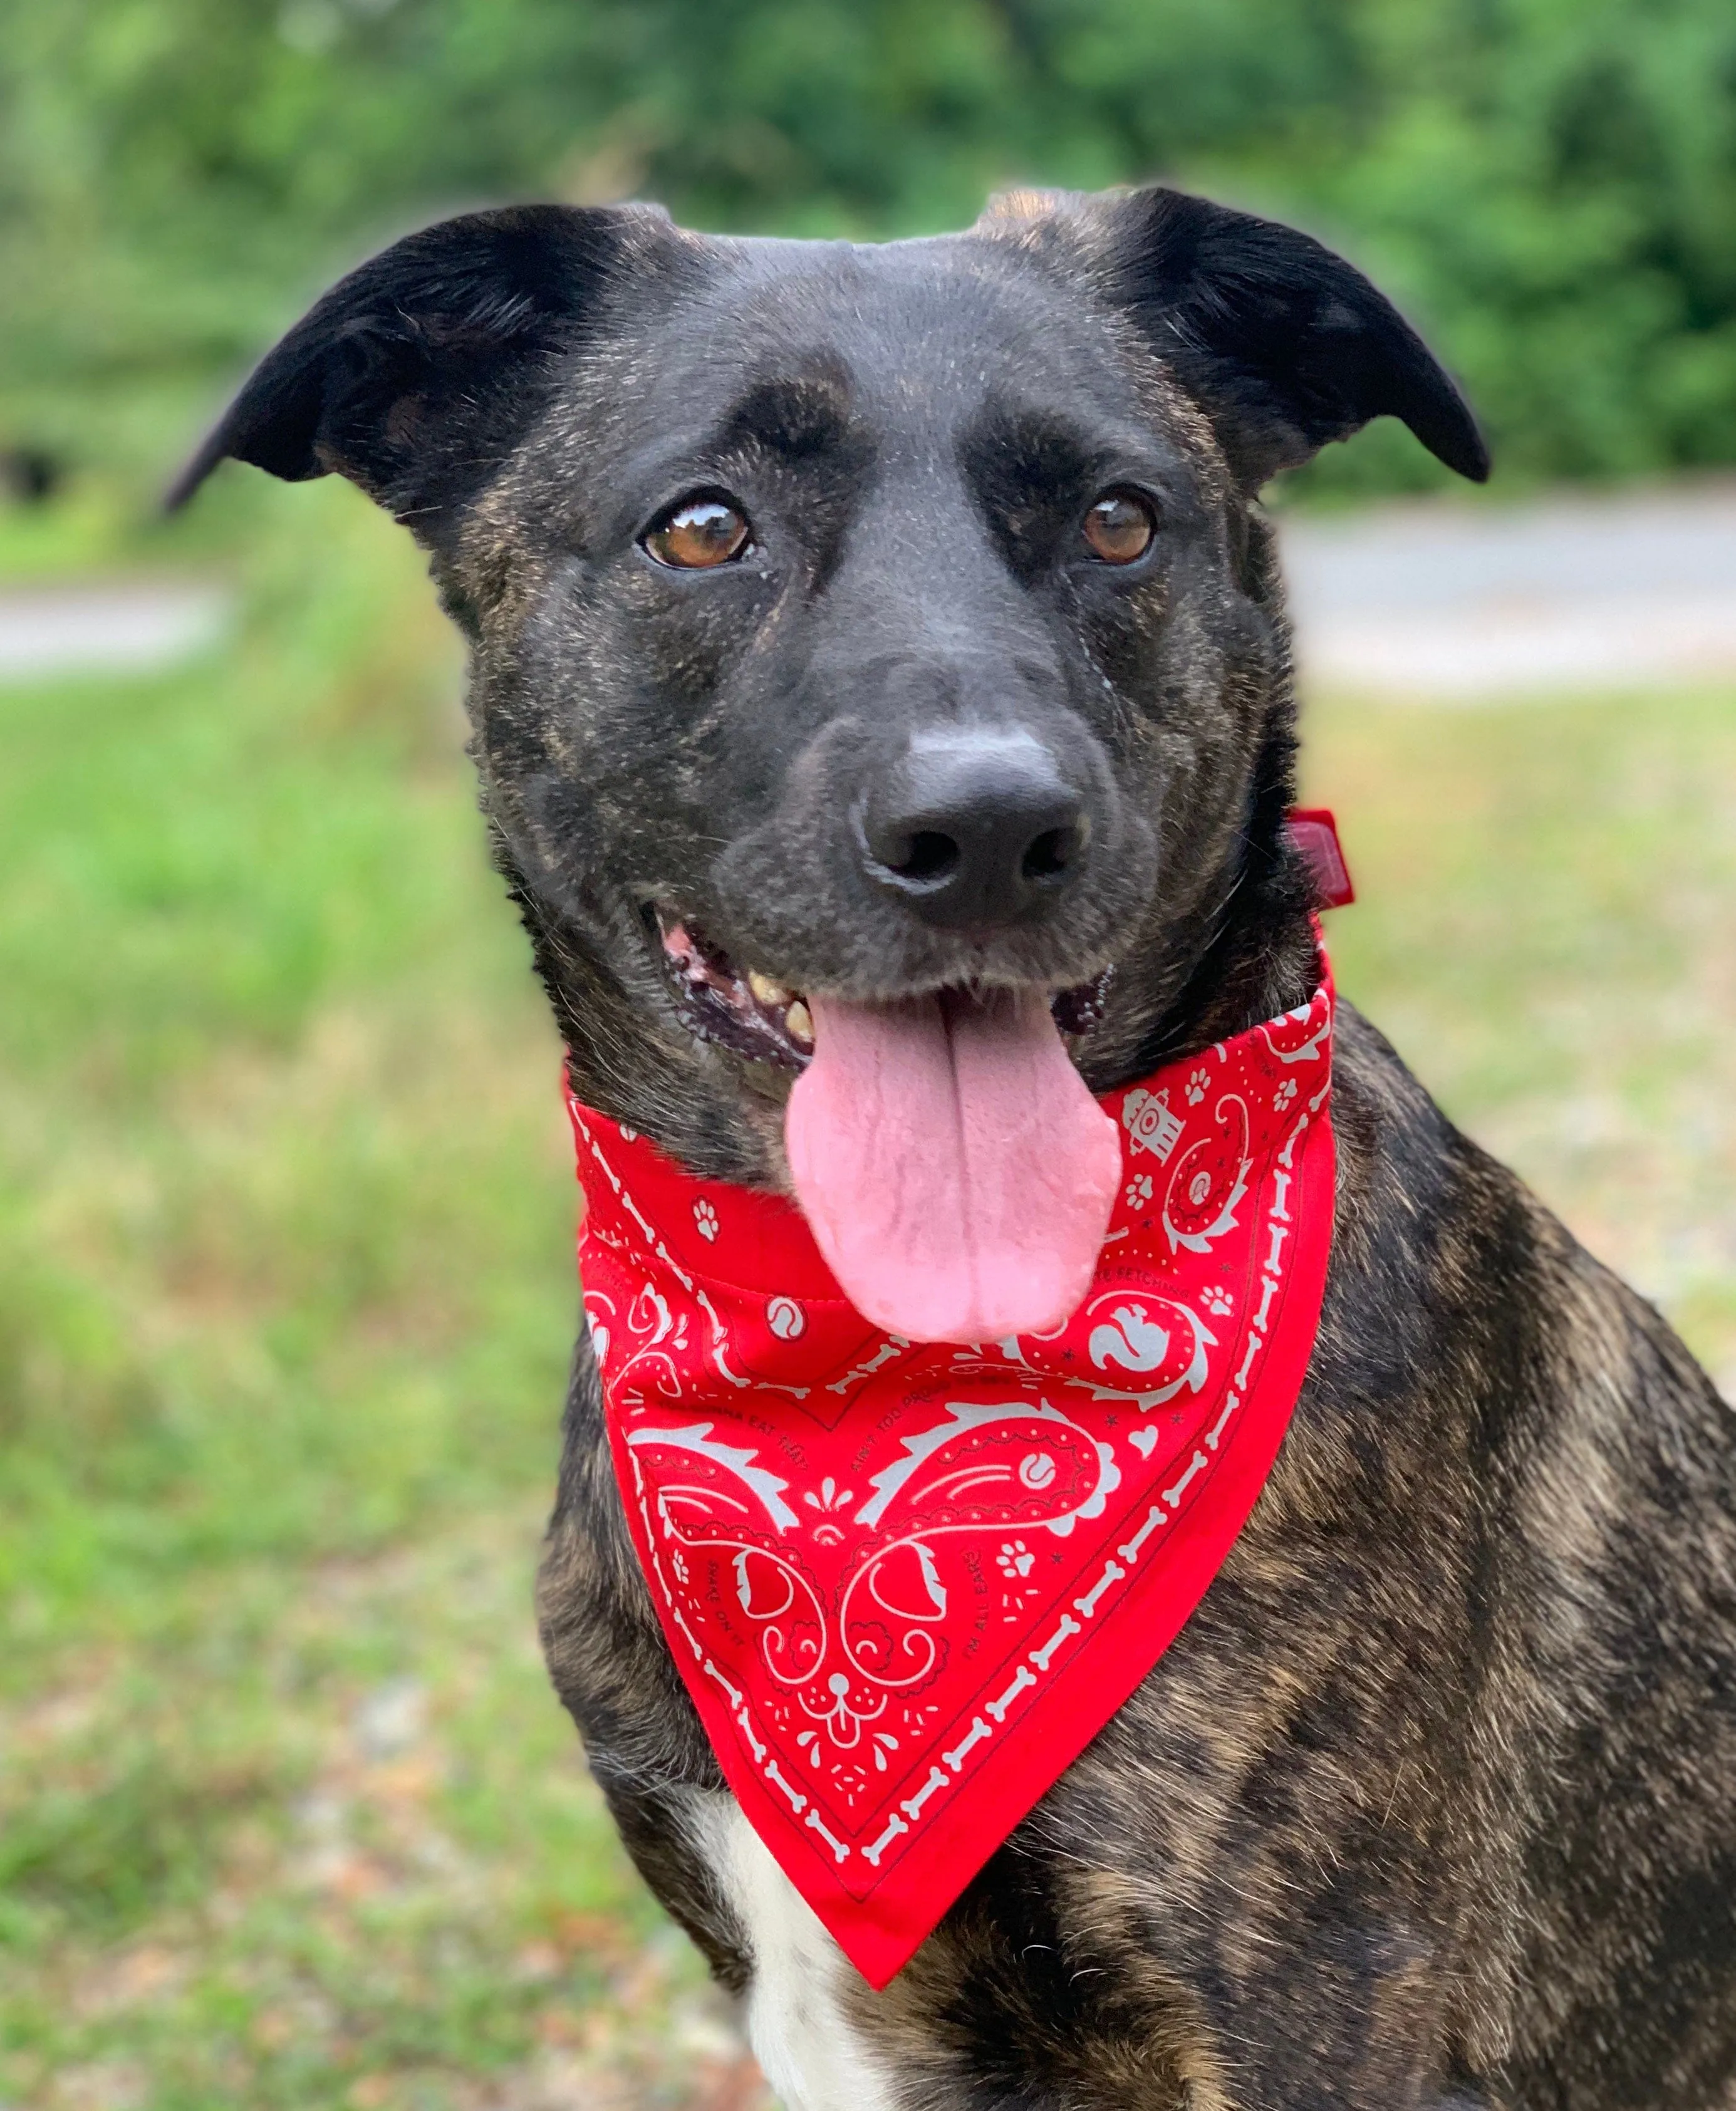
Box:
[1118,731,1319,1082]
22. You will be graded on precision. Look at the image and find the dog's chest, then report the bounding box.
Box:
[684,1789,902,2111]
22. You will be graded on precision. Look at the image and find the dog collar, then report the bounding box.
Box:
[567,963,1336,1987]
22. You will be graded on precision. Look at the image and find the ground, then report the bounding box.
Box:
[1,475,1732,2110]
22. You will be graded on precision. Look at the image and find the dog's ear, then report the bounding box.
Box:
[1096,187,1489,488]
[166,203,672,526]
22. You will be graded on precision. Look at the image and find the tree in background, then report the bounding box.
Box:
[3,0,1733,490]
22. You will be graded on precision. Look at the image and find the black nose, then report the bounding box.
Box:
[858,730,1092,928]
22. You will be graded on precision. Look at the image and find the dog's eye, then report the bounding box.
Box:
[643,494,752,569]
[1081,489,1157,565]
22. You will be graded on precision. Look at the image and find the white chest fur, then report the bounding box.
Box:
[683,1791,902,2111]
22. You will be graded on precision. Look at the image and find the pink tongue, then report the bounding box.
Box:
[785,988,1121,1344]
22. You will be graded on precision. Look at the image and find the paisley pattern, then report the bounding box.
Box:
[568,972,1338,1988]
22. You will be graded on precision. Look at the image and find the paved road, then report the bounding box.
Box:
[1279,480,1736,700]
[0,579,230,682]
[0,482,1731,698]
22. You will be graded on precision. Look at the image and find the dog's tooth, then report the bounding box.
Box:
[785,1000,813,1046]
[748,970,792,1009]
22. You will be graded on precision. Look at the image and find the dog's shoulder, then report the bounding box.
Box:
[1312,993,1736,2100]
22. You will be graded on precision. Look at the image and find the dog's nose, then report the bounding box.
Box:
[858,730,1091,928]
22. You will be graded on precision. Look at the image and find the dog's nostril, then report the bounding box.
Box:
[890,831,960,883]
[1022,821,1087,883]
[859,729,1094,928]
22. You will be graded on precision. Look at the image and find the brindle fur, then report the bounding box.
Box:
[176,185,1736,2107]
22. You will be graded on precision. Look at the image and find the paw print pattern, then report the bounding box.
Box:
[997,1539,1036,1579]
[1204,1285,1235,1317]
[1124,1172,1155,1210]
[1185,1067,1210,1106]
[693,1198,719,1241]
[1273,1078,1299,1111]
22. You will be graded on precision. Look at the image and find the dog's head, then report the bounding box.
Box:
[174,186,1484,1339]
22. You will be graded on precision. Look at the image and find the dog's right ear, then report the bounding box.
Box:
[165,203,671,528]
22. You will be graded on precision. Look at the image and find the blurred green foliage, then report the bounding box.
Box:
[3,0,1735,491]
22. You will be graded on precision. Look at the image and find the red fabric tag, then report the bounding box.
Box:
[568,975,1336,1988]
[1287,807,1355,908]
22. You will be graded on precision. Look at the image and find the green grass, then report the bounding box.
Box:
[0,482,758,2111]
[1307,682,1736,1382]
[0,485,566,1612]
[1,471,1732,2109]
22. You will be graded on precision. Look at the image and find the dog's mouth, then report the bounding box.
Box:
[653,908,1123,1347]
[654,910,1115,1072]
[656,915,818,1071]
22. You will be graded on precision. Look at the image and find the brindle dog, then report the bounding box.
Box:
[173,186,1736,2110]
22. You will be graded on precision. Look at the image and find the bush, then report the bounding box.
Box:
[2,0,1733,492]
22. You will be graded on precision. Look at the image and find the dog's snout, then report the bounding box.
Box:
[858,730,1092,928]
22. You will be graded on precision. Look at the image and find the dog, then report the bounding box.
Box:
[172,184,1736,2110]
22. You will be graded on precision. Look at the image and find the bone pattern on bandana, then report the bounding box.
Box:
[566,972,1337,1988]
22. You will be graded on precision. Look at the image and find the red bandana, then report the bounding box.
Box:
[568,969,1335,1988]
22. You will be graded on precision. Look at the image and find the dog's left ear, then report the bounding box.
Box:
[165,202,675,529]
[1094,187,1490,488]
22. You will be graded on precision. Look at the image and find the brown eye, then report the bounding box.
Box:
[643,494,752,569]
[1081,489,1157,565]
